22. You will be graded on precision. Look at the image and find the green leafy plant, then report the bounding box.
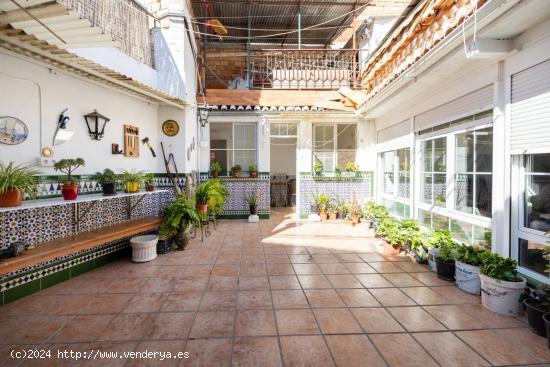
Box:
[480,252,521,282]
[337,200,348,217]
[245,190,259,206]
[335,167,341,177]
[365,201,389,221]
[429,229,453,248]
[53,158,85,185]
[345,161,358,172]
[0,162,40,198]
[119,169,146,184]
[231,164,242,172]
[144,173,156,190]
[160,194,201,250]
[248,164,257,172]
[436,241,459,262]
[455,245,485,266]
[207,179,228,216]
[194,181,211,205]
[93,168,118,185]
[311,191,322,213]
[210,162,222,174]
[313,160,323,175]
[318,193,329,213]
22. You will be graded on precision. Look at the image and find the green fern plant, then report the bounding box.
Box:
[0,162,40,198]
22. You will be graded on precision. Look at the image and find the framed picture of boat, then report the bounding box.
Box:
[0,116,28,145]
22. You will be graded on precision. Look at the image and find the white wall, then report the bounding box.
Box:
[0,51,164,175]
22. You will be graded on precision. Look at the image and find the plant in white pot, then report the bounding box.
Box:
[455,245,485,295]
[479,252,526,316]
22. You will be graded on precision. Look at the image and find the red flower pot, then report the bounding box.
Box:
[0,189,23,207]
[61,184,79,200]
[250,171,257,178]
[196,204,208,213]
[211,171,219,178]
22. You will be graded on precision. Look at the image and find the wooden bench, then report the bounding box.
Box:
[0,217,161,276]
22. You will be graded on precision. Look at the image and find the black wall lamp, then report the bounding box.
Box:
[84,109,110,141]
[198,106,209,128]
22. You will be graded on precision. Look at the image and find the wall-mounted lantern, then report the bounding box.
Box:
[83,109,110,141]
[197,106,209,128]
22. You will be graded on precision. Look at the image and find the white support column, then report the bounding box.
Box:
[295,119,311,219]
[492,61,509,256]
[258,115,270,173]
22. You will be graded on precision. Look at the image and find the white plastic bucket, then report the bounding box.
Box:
[130,234,158,263]
[480,273,526,316]
[428,248,439,272]
[455,261,480,295]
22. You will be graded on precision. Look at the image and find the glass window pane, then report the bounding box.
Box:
[473,225,491,250]
[434,173,446,207]
[337,124,356,150]
[450,219,473,244]
[210,123,232,149]
[527,153,550,173]
[397,173,410,199]
[475,128,493,172]
[433,214,450,230]
[433,137,447,172]
[315,151,334,172]
[234,125,256,149]
[456,131,474,172]
[475,174,492,217]
[524,172,550,232]
[456,173,474,214]
[419,209,432,227]
[519,238,548,277]
[397,148,410,171]
[314,125,334,150]
[210,150,232,176]
[337,150,356,171]
[234,150,256,169]
[422,140,432,172]
[421,174,433,203]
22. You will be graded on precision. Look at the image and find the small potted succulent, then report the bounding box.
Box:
[144,173,156,192]
[313,160,323,176]
[318,193,329,221]
[248,164,258,178]
[455,245,485,295]
[245,190,259,215]
[194,180,210,213]
[120,169,145,193]
[435,240,458,281]
[0,162,39,207]
[231,164,242,177]
[479,252,526,316]
[210,162,222,178]
[93,168,118,196]
[53,158,85,200]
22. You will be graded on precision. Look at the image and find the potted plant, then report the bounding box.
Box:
[435,240,458,281]
[53,158,85,200]
[337,200,348,220]
[210,162,222,178]
[345,161,358,177]
[93,168,118,196]
[0,162,39,207]
[194,181,211,213]
[120,169,145,193]
[313,160,323,176]
[428,229,452,272]
[335,167,341,177]
[231,164,242,177]
[525,283,550,337]
[479,252,526,316]
[245,190,259,215]
[328,201,338,220]
[318,193,329,221]
[160,194,201,251]
[348,197,361,225]
[207,179,228,219]
[455,245,485,295]
[248,164,258,178]
[144,173,156,192]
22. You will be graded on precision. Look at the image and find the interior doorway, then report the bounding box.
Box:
[270,122,298,207]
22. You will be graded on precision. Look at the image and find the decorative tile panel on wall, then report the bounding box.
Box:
[200,173,270,217]
[298,172,374,217]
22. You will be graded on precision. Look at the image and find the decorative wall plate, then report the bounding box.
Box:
[0,116,28,145]
[162,120,179,137]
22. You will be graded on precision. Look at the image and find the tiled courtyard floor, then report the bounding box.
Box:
[1,207,549,366]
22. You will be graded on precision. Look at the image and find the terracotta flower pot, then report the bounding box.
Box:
[329,212,337,220]
[351,215,360,225]
[0,189,24,207]
[250,171,257,178]
[61,184,79,200]
[233,171,241,177]
[196,204,208,213]
[211,171,219,178]
[320,212,328,221]
[383,242,400,255]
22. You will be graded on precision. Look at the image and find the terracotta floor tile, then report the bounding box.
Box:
[304,289,346,307]
[240,264,267,277]
[200,291,237,311]
[334,253,364,262]
[371,333,439,367]
[400,287,448,305]
[140,278,174,293]
[80,294,133,314]
[343,262,377,274]
[235,309,277,336]
[313,308,362,334]
[275,309,320,335]
[280,336,335,367]
[189,311,235,338]
[455,328,550,365]
[182,338,232,367]
[20,343,90,367]
[232,337,282,367]
[207,276,238,291]
[460,303,525,328]
[6,316,71,344]
[126,340,187,367]
[269,276,301,289]
[355,274,393,288]
[98,313,155,341]
[318,263,350,274]
[368,262,404,273]
[293,263,323,275]
[52,314,114,342]
[272,290,309,308]
[410,272,451,286]
[123,293,168,313]
[238,290,272,309]
[358,253,386,262]
[351,307,404,333]
[265,254,291,264]
[325,334,387,367]
[298,275,332,289]
[369,288,416,307]
[337,289,381,307]
[423,305,485,330]
[106,278,145,293]
[212,264,240,276]
[173,276,209,292]
[326,274,363,289]
[83,341,138,367]
[393,262,430,272]
[267,264,296,276]
[161,292,202,312]
[383,255,412,262]
[312,254,339,263]
[383,273,424,287]
[431,286,481,304]
[146,312,194,340]
[388,306,446,332]
[413,332,490,367]
[239,276,270,290]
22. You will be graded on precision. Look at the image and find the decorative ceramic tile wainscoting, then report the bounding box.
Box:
[298,172,374,218]
[200,173,270,219]
[0,190,173,305]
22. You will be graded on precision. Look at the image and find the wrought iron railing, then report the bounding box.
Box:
[61,0,153,66]
[250,49,362,90]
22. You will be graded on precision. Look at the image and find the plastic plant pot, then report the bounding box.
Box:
[61,184,79,200]
[480,273,526,316]
[435,258,455,281]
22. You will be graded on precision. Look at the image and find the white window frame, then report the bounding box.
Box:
[312,122,357,172]
[210,122,258,173]
[378,148,412,218]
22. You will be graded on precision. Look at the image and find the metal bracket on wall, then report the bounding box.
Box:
[127,194,147,220]
[73,201,100,233]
